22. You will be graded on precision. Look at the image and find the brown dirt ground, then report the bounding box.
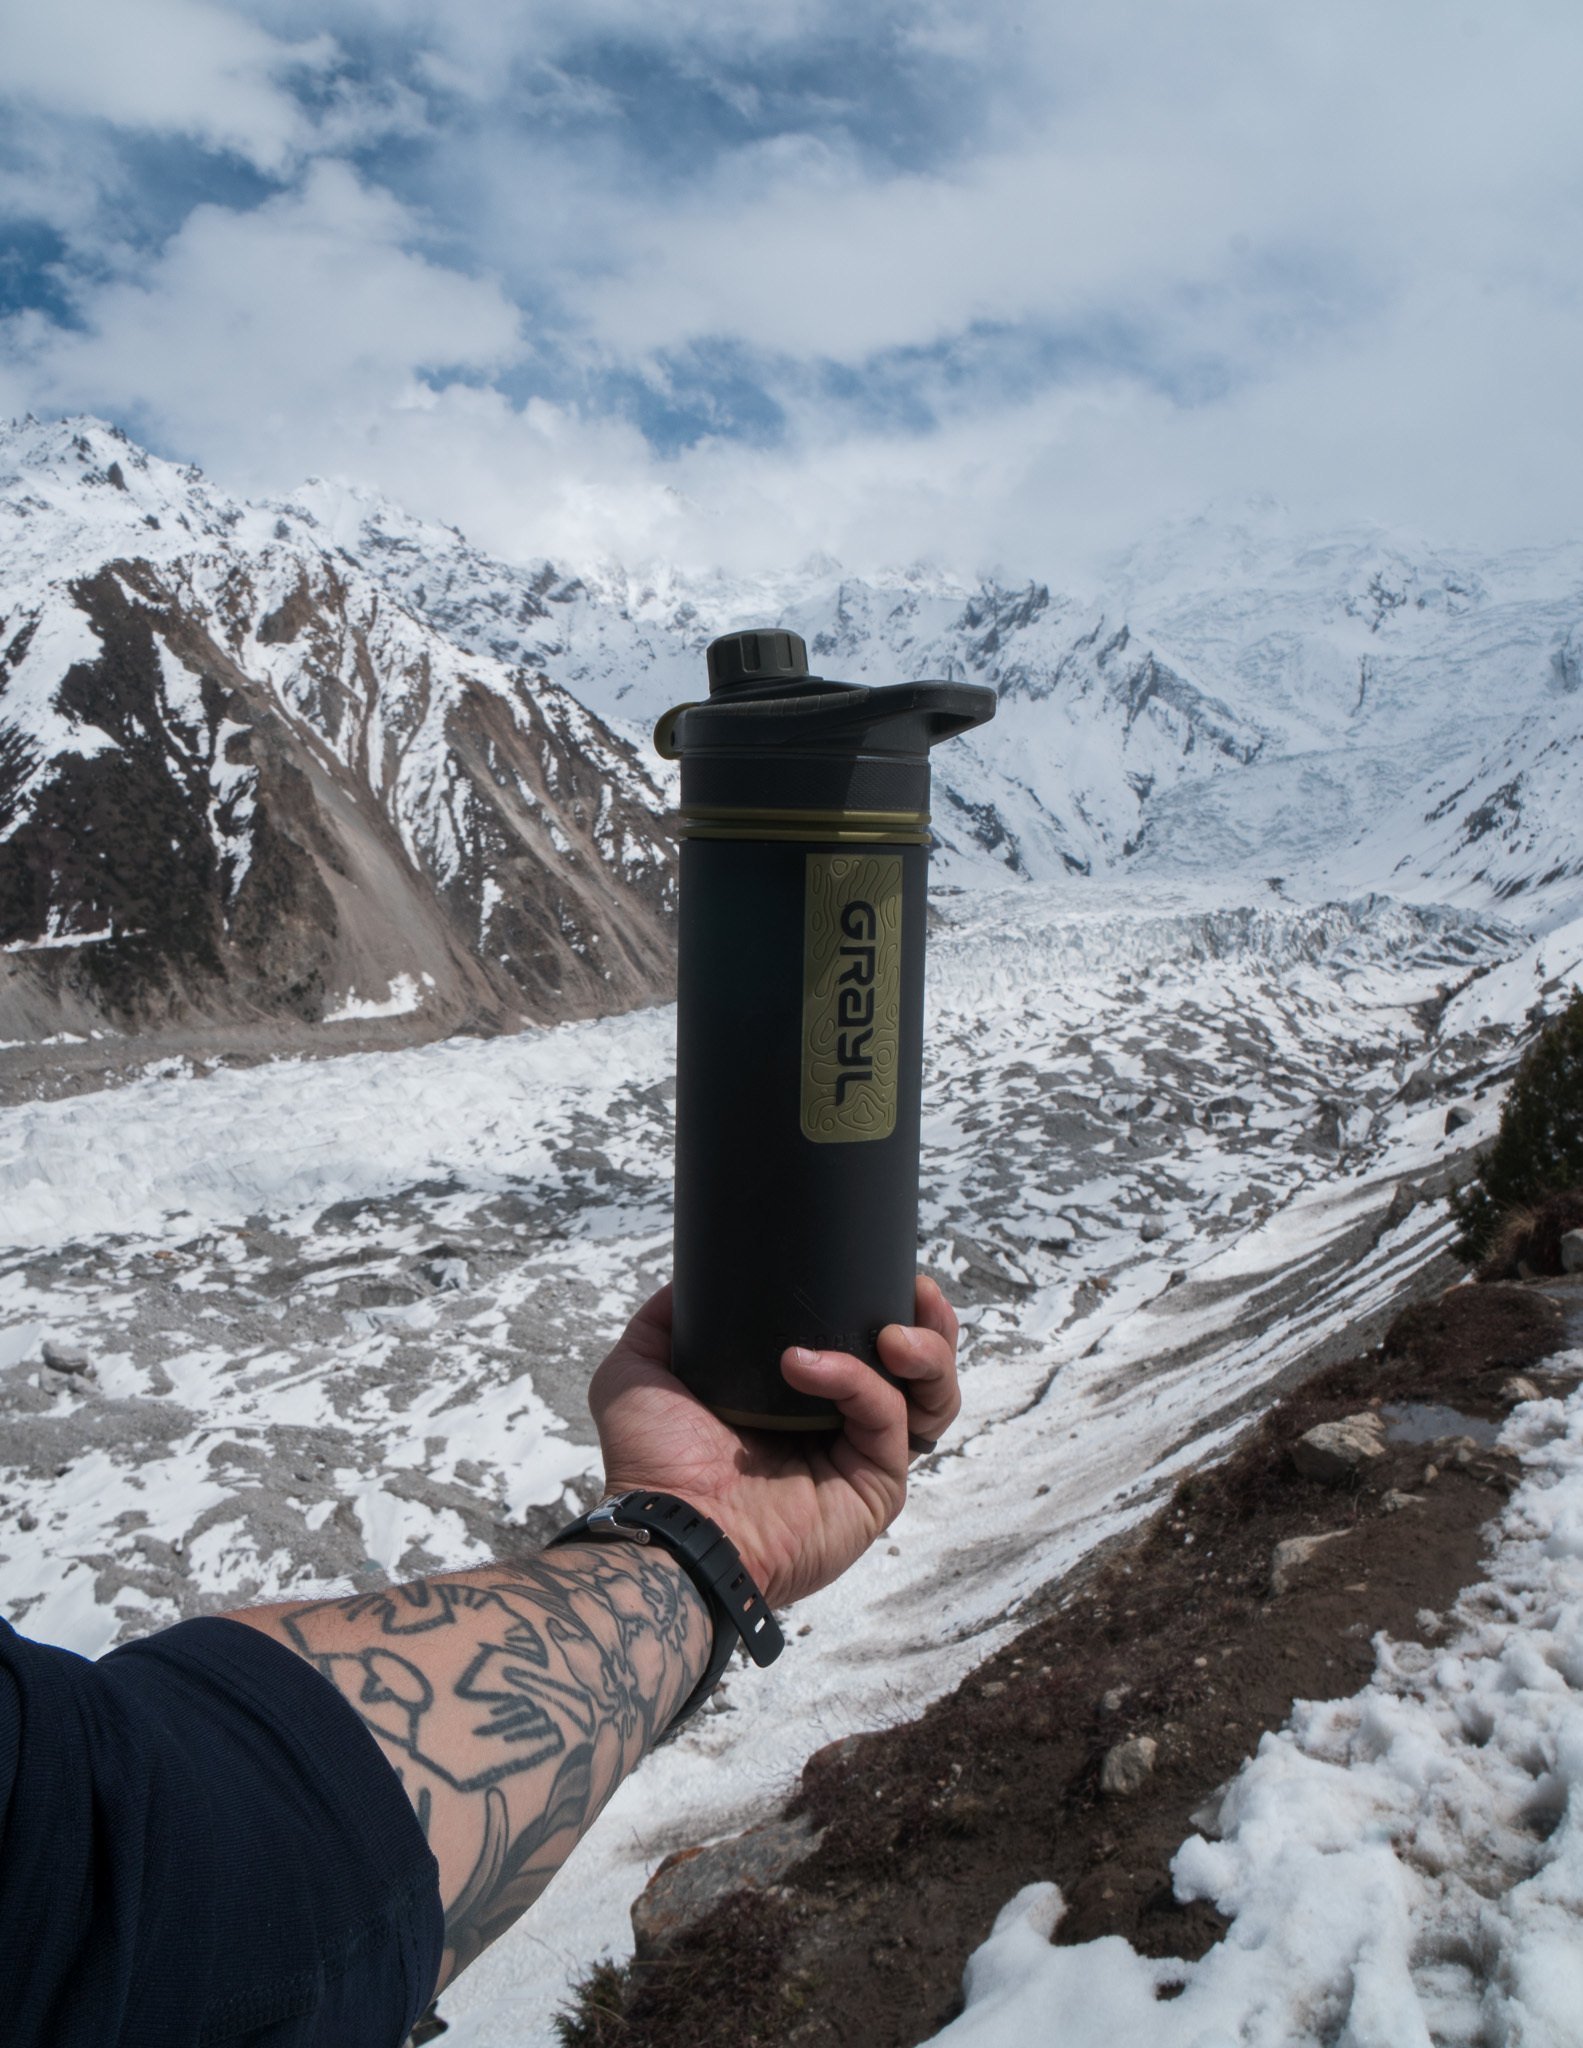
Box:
[551,1278,1581,2048]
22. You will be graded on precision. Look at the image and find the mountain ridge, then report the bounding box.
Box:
[3,415,1580,1074]
[0,419,676,1064]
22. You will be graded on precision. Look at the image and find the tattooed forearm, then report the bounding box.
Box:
[226,1545,713,1990]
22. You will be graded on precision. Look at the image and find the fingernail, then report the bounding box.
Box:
[788,1346,818,1369]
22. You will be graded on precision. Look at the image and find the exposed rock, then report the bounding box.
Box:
[1100,1735,1158,1796]
[1444,1104,1475,1133]
[1380,1489,1425,1513]
[1562,1230,1583,1274]
[41,1340,93,1377]
[1291,1412,1386,1483]
[1270,1529,1348,1594]
[1099,1685,1132,1716]
[630,1816,821,1957]
[1,507,677,1050]
[1500,1376,1543,1405]
[339,1274,429,1311]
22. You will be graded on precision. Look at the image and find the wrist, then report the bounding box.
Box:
[548,1491,785,1730]
[547,1537,715,1726]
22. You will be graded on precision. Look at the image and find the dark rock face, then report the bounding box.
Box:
[630,1816,821,1958]
[1,551,676,1045]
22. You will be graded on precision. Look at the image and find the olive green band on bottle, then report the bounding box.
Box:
[711,1404,841,1432]
[675,805,932,845]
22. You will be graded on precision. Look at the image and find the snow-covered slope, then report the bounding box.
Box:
[925,1366,1583,2048]
[3,883,1577,2046]
[304,472,1583,902]
[5,417,1581,1065]
[0,420,675,1052]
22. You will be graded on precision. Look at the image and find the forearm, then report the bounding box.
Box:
[226,1543,713,1992]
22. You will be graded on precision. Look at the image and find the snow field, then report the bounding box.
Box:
[0,879,1577,2045]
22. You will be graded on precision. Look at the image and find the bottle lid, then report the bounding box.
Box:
[706,629,810,694]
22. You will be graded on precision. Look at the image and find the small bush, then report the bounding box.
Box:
[1476,1189,1583,1280]
[1449,988,1583,1264]
[553,1960,628,2048]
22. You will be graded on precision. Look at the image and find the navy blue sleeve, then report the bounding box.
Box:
[0,1612,444,2047]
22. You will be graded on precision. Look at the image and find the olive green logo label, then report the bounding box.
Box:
[802,853,901,1143]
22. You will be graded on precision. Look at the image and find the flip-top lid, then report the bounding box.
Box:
[656,629,996,761]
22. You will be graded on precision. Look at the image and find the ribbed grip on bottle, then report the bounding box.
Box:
[706,628,810,693]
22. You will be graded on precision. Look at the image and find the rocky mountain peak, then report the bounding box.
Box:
[1,420,676,1069]
[4,418,1582,1081]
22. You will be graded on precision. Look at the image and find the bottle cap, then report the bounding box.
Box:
[706,629,810,694]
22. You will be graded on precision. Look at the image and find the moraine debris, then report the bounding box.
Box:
[1291,1411,1386,1482]
[1100,1736,1158,1797]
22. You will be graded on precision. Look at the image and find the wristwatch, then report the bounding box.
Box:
[547,1490,784,1730]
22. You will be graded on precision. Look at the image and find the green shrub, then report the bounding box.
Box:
[1449,987,1583,1263]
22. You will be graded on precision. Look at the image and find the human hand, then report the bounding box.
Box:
[587,1277,961,1608]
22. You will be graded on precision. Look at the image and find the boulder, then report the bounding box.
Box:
[1444,1104,1475,1134]
[1270,1529,1348,1594]
[41,1340,93,1378]
[631,1815,820,1957]
[1100,1736,1158,1796]
[1291,1412,1386,1483]
[1561,1229,1583,1274]
[1500,1376,1543,1406]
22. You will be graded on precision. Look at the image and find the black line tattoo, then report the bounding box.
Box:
[272,1544,713,1988]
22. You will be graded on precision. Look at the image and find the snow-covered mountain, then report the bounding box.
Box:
[0,420,675,1057]
[290,463,1583,900]
[4,417,1581,1066]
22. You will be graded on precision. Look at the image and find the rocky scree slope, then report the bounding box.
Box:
[0,420,675,1056]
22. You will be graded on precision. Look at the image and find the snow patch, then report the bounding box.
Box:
[323,974,425,1023]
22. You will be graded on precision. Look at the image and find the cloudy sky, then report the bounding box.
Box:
[2,0,1580,577]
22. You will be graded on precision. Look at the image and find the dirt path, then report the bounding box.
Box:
[550,1278,1581,2048]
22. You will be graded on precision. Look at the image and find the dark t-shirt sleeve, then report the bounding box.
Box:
[0,1612,443,2047]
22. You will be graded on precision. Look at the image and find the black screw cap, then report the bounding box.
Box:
[706,628,810,694]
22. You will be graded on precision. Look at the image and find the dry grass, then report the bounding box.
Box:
[1477,1189,1583,1281]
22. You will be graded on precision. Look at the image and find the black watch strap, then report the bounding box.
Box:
[547,1490,783,1730]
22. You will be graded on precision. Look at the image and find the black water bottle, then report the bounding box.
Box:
[657,628,996,1428]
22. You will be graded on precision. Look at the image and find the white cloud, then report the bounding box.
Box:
[3,0,1582,575]
[1,0,333,174]
[6,164,522,455]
